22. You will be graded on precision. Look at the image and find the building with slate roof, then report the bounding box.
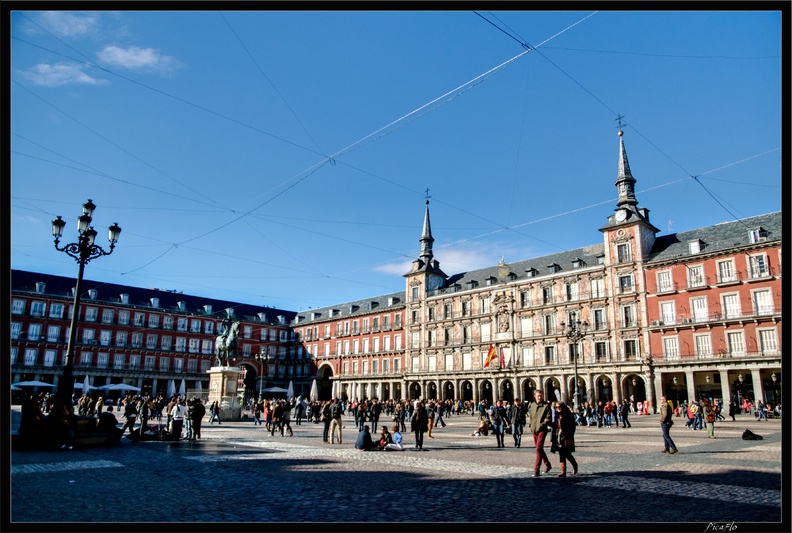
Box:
[12,131,782,411]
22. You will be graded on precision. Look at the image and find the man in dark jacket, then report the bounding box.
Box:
[508,398,526,448]
[528,389,553,477]
[369,399,382,433]
[355,425,374,451]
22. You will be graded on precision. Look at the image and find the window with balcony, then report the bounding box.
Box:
[593,309,606,330]
[12,299,25,315]
[144,356,156,370]
[27,323,42,341]
[659,301,676,325]
[621,306,635,328]
[694,334,711,358]
[44,350,57,367]
[177,317,188,331]
[759,328,779,354]
[83,306,97,322]
[24,348,38,366]
[97,352,109,368]
[753,289,774,315]
[595,341,608,361]
[721,293,741,319]
[79,351,92,367]
[146,334,158,349]
[383,359,390,373]
[189,319,200,333]
[623,339,637,360]
[163,315,174,330]
[131,333,143,348]
[118,310,130,325]
[727,331,745,355]
[47,325,60,342]
[81,328,95,344]
[395,334,402,350]
[159,357,170,371]
[174,358,184,373]
[663,337,679,360]
[717,259,737,283]
[134,312,145,326]
[394,313,402,328]
[102,308,114,324]
[49,303,64,319]
[748,254,769,279]
[544,345,556,365]
[656,271,673,293]
[619,275,634,294]
[30,301,46,317]
[148,314,160,328]
[481,322,491,342]
[100,330,112,346]
[188,339,199,353]
[129,355,140,369]
[116,331,127,347]
[187,359,198,373]
[566,282,578,301]
[691,297,708,323]
[687,265,706,288]
[114,353,125,369]
[161,336,172,351]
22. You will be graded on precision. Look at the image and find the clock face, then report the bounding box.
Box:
[615,209,627,221]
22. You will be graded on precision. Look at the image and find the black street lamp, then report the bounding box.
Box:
[254,350,271,398]
[52,199,121,407]
[561,312,588,411]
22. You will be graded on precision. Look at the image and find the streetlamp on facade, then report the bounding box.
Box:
[561,312,588,411]
[51,199,121,406]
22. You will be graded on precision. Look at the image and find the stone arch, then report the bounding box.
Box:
[316,363,334,401]
[442,380,455,401]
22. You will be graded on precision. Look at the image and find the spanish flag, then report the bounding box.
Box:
[484,345,497,368]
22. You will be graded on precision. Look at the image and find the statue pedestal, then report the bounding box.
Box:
[207,366,243,421]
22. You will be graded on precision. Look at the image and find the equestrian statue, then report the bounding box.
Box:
[215,318,240,367]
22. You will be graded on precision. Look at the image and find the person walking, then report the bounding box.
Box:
[282,401,294,437]
[252,399,262,426]
[728,399,738,422]
[508,398,526,448]
[120,396,138,436]
[434,400,447,429]
[271,400,284,436]
[528,389,553,477]
[426,401,436,438]
[620,399,632,428]
[489,400,506,448]
[660,395,678,454]
[369,399,382,433]
[411,400,428,451]
[321,400,332,443]
[554,402,579,477]
[208,401,221,425]
[329,398,343,444]
[170,400,187,440]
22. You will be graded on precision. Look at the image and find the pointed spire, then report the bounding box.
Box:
[419,200,434,263]
[615,130,637,207]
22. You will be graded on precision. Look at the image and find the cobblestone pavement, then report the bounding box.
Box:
[8,407,786,531]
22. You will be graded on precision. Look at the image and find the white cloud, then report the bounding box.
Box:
[19,63,104,87]
[97,45,180,74]
[37,11,100,38]
[373,260,413,276]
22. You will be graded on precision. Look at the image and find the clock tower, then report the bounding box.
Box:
[599,130,660,263]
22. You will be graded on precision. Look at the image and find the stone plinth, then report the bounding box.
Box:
[207,366,243,420]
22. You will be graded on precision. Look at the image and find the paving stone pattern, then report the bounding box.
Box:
[9,407,784,529]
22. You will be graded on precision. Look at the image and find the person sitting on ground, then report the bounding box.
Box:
[384,424,405,451]
[471,414,489,436]
[355,424,374,451]
[377,426,393,450]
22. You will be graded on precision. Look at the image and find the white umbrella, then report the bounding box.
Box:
[101,383,141,392]
[14,380,55,388]
[167,380,176,397]
[179,379,186,396]
[287,381,294,400]
[196,381,203,391]
[261,386,289,393]
[82,375,92,392]
[310,379,319,402]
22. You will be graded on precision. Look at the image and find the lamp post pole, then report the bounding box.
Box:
[561,312,588,411]
[255,350,270,399]
[51,200,121,407]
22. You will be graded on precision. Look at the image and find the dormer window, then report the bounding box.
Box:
[689,239,702,254]
[150,297,159,308]
[203,304,213,314]
[526,268,538,278]
[749,227,768,243]
[485,276,497,286]
[548,264,560,274]
[466,280,478,289]
[88,289,98,300]
[571,258,584,269]
[120,293,129,304]
[35,282,46,293]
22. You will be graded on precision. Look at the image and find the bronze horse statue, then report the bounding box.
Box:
[215,320,240,367]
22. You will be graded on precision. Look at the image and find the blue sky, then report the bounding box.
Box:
[9,9,783,312]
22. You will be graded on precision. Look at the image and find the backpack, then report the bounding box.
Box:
[742,429,763,441]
